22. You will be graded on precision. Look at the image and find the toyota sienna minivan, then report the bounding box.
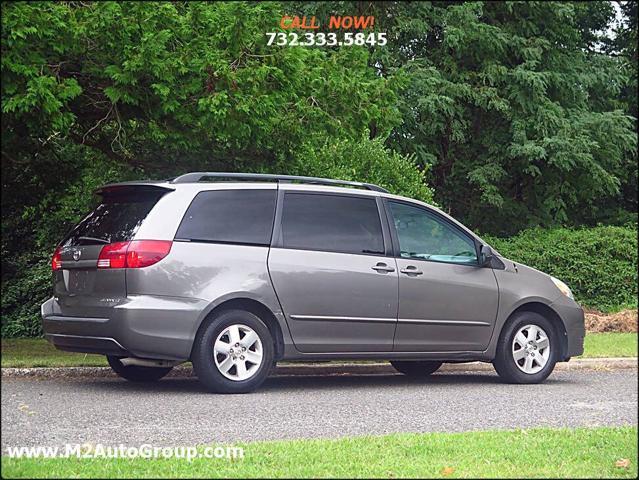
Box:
[42,172,585,393]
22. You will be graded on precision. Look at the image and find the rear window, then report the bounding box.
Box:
[280,193,384,255]
[175,189,277,246]
[62,188,167,247]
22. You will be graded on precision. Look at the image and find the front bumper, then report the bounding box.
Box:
[41,295,209,361]
[550,297,585,359]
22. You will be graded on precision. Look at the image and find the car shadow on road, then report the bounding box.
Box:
[80,370,572,395]
[261,372,505,392]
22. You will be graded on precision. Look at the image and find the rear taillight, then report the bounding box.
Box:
[97,240,172,269]
[51,247,62,271]
[126,240,172,268]
[97,242,129,268]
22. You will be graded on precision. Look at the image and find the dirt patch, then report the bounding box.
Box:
[585,309,638,333]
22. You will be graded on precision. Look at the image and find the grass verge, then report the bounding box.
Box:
[2,333,637,368]
[1,427,636,478]
[583,333,638,358]
[1,338,108,368]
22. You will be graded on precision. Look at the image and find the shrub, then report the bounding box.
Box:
[484,225,638,312]
[271,136,435,204]
[1,149,135,337]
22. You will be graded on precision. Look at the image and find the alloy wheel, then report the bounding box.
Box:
[213,324,263,381]
[511,324,551,374]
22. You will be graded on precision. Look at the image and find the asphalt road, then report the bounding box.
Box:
[2,369,637,448]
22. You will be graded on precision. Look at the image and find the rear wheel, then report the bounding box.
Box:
[107,356,173,382]
[391,360,442,377]
[192,309,274,393]
[493,312,558,384]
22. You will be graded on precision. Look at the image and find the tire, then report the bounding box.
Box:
[493,312,559,384]
[107,356,173,382]
[191,309,274,394]
[390,360,443,377]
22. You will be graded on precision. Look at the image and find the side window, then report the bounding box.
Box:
[280,193,384,255]
[389,201,477,264]
[175,189,276,246]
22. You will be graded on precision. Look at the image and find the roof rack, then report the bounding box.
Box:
[170,172,389,193]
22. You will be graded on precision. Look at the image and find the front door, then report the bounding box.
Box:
[387,200,499,352]
[269,191,398,353]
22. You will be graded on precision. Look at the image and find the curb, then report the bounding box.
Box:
[2,357,636,379]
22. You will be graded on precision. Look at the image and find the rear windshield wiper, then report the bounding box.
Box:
[77,236,110,245]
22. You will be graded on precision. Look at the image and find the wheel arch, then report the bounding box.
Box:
[190,297,285,361]
[503,302,569,361]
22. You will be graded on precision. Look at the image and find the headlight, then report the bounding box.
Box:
[551,276,574,300]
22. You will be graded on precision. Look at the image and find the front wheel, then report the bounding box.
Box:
[391,360,442,377]
[107,356,173,382]
[493,312,558,384]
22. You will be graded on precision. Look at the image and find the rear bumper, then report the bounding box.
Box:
[41,295,209,361]
[551,298,585,360]
[45,332,129,356]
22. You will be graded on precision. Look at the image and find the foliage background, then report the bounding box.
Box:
[1,1,637,336]
[485,225,638,312]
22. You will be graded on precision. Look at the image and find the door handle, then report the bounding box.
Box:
[400,266,423,275]
[372,262,395,273]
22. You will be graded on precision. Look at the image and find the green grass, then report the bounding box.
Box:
[1,427,636,478]
[1,338,108,368]
[583,333,638,358]
[2,333,636,368]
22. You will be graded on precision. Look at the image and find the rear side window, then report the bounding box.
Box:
[175,189,276,246]
[62,188,167,247]
[280,193,384,255]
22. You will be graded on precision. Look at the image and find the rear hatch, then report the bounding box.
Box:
[52,185,170,318]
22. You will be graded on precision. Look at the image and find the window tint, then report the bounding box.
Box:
[389,202,477,264]
[281,193,384,255]
[62,188,166,247]
[176,189,276,246]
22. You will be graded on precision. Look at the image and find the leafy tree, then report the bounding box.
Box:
[1,2,401,166]
[269,135,434,203]
[381,1,636,234]
[294,1,637,233]
[605,0,638,223]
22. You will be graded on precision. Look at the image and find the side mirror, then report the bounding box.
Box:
[479,244,494,267]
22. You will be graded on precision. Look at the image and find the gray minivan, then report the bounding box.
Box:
[42,173,585,393]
